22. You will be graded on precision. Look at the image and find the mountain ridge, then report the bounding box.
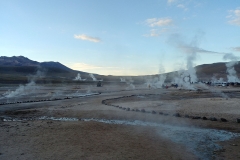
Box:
[0,56,240,84]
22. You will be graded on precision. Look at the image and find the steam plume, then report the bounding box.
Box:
[74,73,86,81]
[223,53,240,82]
[89,73,97,81]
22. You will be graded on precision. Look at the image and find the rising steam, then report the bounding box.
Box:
[74,73,86,81]
[89,73,97,81]
[168,33,203,89]
[145,64,166,89]
[223,53,240,82]
[2,70,45,98]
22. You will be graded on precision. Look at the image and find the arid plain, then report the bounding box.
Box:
[0,83,240,160]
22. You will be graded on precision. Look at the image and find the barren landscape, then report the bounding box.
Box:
[1,83,240,160]
[2,0,240,159]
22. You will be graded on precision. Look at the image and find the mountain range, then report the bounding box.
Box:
[0,56,239,84]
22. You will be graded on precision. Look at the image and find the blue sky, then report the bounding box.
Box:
[1,0,240,75]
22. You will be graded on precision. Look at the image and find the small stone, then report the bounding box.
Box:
[210,117,217,121]
[136,109,140,112]
[192,116,201,119]
[152,110,156,114]
[126,108,130,111]
[159,112,163,115]
[202,117,208,120]
[237,118,240,123]
[173,113,180,117]
[220,118,228,122]
[141,109,145,113]
[184,114,190,118]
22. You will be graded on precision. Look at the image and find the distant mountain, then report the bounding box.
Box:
[0,56,72,71]
[0,56,39,66]
[40,62,72,71]
[195,62,240,81]
[0,56,239,84]
[0,56,110,84]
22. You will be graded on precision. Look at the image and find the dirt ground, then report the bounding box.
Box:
[0,84,240,160]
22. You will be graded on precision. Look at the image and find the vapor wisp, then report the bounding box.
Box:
[223,53,240,82]
[73,73,86,81]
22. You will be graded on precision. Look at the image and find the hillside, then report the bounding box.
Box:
[0,56,89,84]
[0,56,239,84]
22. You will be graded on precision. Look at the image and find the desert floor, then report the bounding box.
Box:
[0,83,240,160]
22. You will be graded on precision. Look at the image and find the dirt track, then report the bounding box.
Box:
[0,84,240,160]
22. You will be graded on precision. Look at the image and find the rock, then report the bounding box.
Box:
[122,107,126,110]
[131,109,135,111]
[159,112,163,115]
[126,108,130,111]
[202,117,208,120]
[237,118,240,123]
[136,109,140,112]
[192,116,201,119]
[141,109,145,113]
[184,115,190,118]
[220,118,228,122]
[163,113,169,116]
[173,113,181,117]
[152,110,156,114]
[210,117,217,121]
[119,106,122,109]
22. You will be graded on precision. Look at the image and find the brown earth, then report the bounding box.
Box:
[0,84,240,160]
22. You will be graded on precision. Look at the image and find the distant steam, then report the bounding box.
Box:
[168,33,204,89]
[125,78,135,90]
[2,70,44,98]
[145,64,166,89]
[120,78,126,82]
[74,73,86,81]
[89,73,97,81]
[223,53,240,82]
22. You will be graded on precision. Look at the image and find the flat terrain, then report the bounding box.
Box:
[0,83,240,160]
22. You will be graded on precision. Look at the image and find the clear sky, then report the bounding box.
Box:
[1,0,240,76]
